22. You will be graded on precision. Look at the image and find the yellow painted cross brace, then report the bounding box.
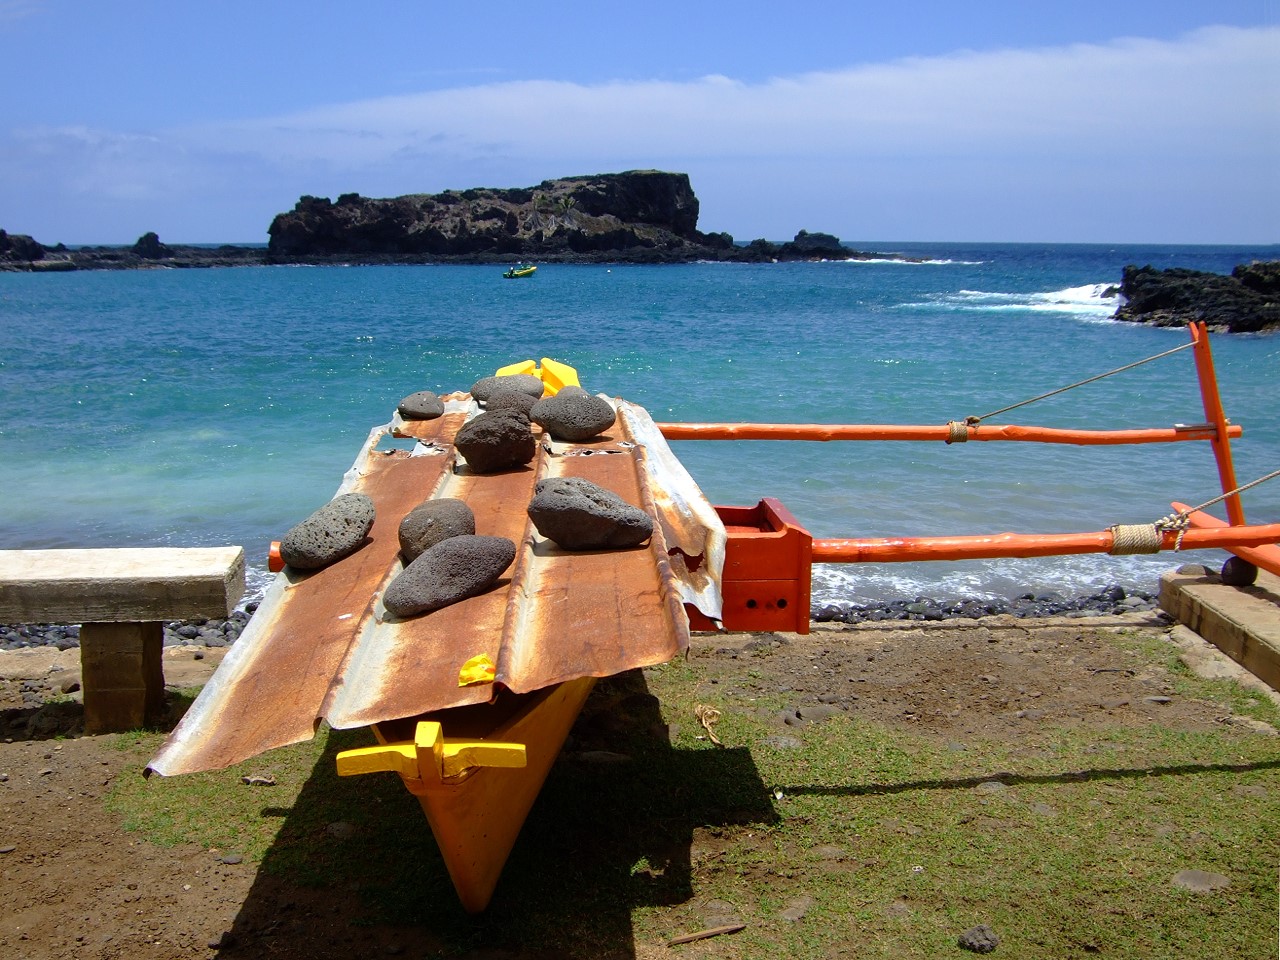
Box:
[492,358,580,396]
[335,721,527,783]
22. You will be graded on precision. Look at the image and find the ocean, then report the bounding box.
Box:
[2,242,1277,609]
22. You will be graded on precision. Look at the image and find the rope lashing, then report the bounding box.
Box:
[1108,519,1183,555]
[945,417,978,444]
[945,341,1196,441]
[1107,466,1280,555]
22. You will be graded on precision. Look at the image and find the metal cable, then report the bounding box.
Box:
[957,341,1196,428]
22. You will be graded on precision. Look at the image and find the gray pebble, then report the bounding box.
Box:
[454,409,536,473]
[530,391,616,441]
[396,390,444,420]
[382,535,516,617]
[397,498,476,563]
[279,492,375,570]
[526,476,653,549]
[470,373,544,402]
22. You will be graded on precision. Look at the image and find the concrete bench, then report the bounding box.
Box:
[0,547,245,733]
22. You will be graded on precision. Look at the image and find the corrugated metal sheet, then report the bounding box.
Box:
[147,396,723,776]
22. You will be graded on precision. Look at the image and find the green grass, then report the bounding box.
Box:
[105,629,1280,958]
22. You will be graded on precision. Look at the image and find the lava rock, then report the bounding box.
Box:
[382,535,516,617]
[454,409,537,473]
[279,493,376,570]
[486,390,538,416]
[527,476,653,549]
[530,391,616,441]
[470,373,544,403]
[397,498,476,563]
[396,390,444,420]
[958,924,1000,953]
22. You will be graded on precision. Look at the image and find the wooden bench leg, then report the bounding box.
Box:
[80,621,165,734]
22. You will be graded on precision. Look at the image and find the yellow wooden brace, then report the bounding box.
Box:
[335,721,527,783]
[491,358,580,396]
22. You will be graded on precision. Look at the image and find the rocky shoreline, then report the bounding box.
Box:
[0,578,1175,654]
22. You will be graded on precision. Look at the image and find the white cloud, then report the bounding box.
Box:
[4,24,1277,241]
[186,25,1276,168]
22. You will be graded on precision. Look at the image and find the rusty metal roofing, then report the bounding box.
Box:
[147,395,724,776]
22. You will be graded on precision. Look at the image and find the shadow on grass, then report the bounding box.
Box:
[223,670,777,958]
[0,688,202,741]
[783,758,1280,798]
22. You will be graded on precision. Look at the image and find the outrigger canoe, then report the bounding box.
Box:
[147,358,727,913]
[147,325,1280,913]
[502,264,537,279]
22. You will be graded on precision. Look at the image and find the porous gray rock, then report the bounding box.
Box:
[530,391,616,441]
[382,535,516,617]
[470,373,544,402]
[526,476,653,549]
[454,409,537,473]
[396,390,444,420]
[398,498,476,562]
[279,492,376,570]
[485,390,538,416]
[958,924,1000,954]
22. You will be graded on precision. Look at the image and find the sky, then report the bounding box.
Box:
[1,1,1277,245]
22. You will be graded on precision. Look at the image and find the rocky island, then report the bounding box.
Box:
[1113,261,1280,334]
[0,170,916,270]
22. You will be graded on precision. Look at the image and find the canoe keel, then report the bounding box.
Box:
[338,677,598,913]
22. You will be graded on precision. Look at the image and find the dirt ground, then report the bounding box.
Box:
[0,611,1274,960]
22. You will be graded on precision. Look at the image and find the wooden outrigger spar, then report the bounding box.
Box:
[149,324,1276,913]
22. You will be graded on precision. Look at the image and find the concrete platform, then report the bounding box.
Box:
[1159,565,1280,694]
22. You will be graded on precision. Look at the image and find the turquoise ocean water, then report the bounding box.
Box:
[2,243,1277,608]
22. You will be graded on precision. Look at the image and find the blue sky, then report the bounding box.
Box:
[2,1,1277,244]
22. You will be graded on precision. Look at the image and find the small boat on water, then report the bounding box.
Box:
[502,264,537,279]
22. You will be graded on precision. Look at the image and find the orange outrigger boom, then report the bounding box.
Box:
[672,322,1278,635]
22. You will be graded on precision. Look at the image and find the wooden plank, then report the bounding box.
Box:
[0,547,245,622]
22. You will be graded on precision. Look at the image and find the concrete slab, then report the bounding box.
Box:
[1159,566,1280,693]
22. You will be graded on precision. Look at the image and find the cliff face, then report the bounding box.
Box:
[1114,262,1280,334]
[2,170,915,270]
[266,170,722,259]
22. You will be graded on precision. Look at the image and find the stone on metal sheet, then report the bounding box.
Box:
[485,390,539,416]
[382,534,517,617]
[397,390,445,420]
[530,391,616,441]
[398,498,476,563]
[279,492,376,570]
[455,409,537,473]
[527,476,653,550]
[471,373,544,402]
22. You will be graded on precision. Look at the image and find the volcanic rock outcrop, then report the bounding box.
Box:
[279,492,376,570]
[1114,262,1280,333]
[527,477,653,550]
[267,171,713,261]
